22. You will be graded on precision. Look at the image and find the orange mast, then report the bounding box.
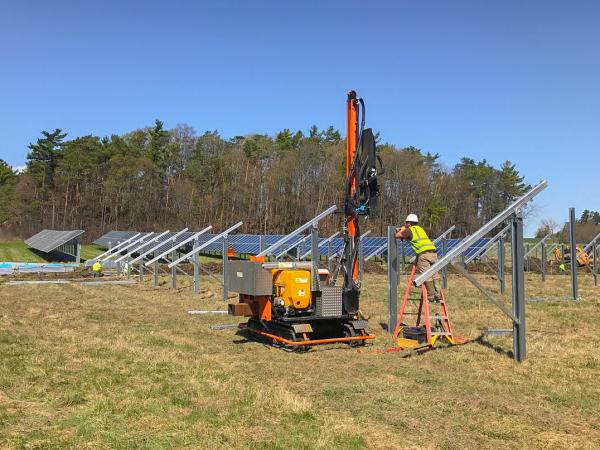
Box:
[346,90,360,282]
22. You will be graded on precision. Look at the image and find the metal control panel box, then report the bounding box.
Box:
[227,261,273,296]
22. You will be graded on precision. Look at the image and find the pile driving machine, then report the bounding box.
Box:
[228,90,383,350]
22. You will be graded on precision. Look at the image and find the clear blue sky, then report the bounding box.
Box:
[1,0,598,235]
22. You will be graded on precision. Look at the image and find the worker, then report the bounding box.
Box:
[92,260,102,278]
[122,261,130,276]
[395,214,441,302]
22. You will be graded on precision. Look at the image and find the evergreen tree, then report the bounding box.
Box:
[26,129,67,186]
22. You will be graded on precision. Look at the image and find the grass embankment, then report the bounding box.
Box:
[0,271,599,449]
[0,241,104,263]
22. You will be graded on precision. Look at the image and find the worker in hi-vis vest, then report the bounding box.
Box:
[395,214,442,302]
[92,260,102,278]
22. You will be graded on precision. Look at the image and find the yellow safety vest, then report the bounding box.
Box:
[92,262,102,272]
[409,225,436,255]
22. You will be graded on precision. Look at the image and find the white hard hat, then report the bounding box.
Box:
[405,214,419,223]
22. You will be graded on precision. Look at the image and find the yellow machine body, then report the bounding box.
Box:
[272,269,312,310]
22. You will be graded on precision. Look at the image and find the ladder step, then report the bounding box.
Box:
[431,331,452,336]
[430,315,448,320]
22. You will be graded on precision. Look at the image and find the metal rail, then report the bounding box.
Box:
[413,180,548,286]
[583,231,600,253]
[168,222,244,267]
[102,232,155,262]
[257,205,338,257]
[275,234,311,259]
[145,227,212,266]
[299,231,340,260]
[523,232,553,258]
[129,228,189,264]
[464,223,511,265]
[114,230,171,263]
[94,233,142,260]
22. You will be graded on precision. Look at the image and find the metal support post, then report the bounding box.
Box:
[126,256,131,280]
[358,235,364,282]
[153,251,159,286]
[441,238,448,289]
[139,260,144,282]
[311,225,319,289]
[541,244,546,282]
[569,207,578,300]
[76,239,81,264]
[193,239,199,294]
[171,249,177,289]
[222,236,229,300]
[511,210,526,362]
[327,240,332,272]
[498,236,505,294]
[259,235,266,253]
[593,245,598,287]
[387,226,399,333]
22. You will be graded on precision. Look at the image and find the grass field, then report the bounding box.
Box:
[0,269,599,449]
[0,241,104,263]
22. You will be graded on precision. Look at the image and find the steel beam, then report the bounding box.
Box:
[222,236,229,300]
[145,227,212,266]
[569,207,578,300]
[414,180,548,286]
[102,233,155,262]
[299,231,339,260]
[114,230,171,263]
[511,210,526,362]
[498,236,505,294]
[94,233,142,260]
[464,223,511,265]
[131,229,189,264]
[169,222,244,268]
[387,226,399,333]
[257,205,337,257]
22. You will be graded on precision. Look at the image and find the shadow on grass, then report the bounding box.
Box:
[473,334,514,359]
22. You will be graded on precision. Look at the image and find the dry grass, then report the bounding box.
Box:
[0,269,599,449]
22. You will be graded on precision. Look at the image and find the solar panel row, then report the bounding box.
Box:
[92,230,491,263]
[25,229,85,254]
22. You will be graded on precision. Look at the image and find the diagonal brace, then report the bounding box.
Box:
[452,261,518,323]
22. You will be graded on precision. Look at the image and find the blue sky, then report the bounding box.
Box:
[1,0,598,235]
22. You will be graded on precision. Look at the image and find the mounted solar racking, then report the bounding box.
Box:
[24,229,85,263]
[391,180,548,362]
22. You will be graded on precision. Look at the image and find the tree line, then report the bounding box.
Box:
[0,121,532,242]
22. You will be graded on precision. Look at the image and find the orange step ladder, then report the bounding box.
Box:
[392,265,461,350]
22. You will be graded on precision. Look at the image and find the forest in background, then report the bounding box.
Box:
[0,120,582,243]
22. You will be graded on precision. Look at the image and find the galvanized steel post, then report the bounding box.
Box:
[511,210,526,362]
[497,236,505,294]
[222,236,229,300]
[569,208,578,300]
[193,238,199,294]
[139,259,144,282]
[153,251,159,286]
[311,225,319,289]
[259,235,266,253]
[541,243,546,282]
[387,226,399,333]
[76,238,81,264]
[171,249,177,289]
[594,245,598,287]
[441,238,448,289]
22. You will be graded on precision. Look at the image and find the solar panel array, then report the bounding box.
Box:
[25,229,85,254]
[93,230,497,264]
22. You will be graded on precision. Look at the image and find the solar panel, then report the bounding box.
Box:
[94,231,140,248]
[25,229,85,254]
